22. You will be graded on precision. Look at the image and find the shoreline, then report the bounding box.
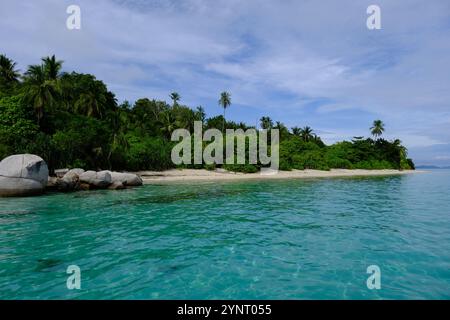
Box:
[137,169,424,184]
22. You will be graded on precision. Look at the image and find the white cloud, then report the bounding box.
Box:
[1,0,450,162]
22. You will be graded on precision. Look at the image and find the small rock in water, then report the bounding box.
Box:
[35,258,62,271]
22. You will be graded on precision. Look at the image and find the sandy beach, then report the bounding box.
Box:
[138,169,422,184]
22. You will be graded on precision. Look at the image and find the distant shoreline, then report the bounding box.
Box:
[138,169,424,184]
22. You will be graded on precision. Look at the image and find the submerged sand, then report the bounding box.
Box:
[138,169,423,184]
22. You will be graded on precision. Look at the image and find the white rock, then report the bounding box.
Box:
[54,169,69,178]
[0,154,49,197]
[79,170,111,188]
[66,168,85,176]
[110,172,143,186]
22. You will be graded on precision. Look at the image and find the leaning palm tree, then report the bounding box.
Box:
[218,91,231,132]
[42,55,63,80]
[370,120,385,140]
[300,126,314,142]
[0,54,20,84]
[169,92,180,107]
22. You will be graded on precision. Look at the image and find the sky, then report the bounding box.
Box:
[1,0,449,166]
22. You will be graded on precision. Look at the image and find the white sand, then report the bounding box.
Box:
[138,168,423,184]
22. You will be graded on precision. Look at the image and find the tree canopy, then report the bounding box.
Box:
[0,54,415,173]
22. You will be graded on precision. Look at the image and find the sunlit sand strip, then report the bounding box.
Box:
[138,169,424,184]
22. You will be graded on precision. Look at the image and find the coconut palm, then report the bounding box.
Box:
[23,64,60,124]
[169,92,180,107]
[300,126,314,142]
[42,55,63,80]
[0,54,20,85]
[195,106,206,124]
[160,111,176,139]
[75,90,107,118]
[218,91,231,132]
[291,126,301,136]
[260,116,273,130]
[370,120,385,139]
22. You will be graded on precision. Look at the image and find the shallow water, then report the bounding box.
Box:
[0,171,449,299]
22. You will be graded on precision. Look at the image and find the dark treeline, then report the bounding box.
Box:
[0,54,414,172]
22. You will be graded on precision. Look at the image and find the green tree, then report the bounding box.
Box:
[218,91,231,132]
[260,116,273,130]
[42,55,63,80]
[0,54,20,87]
[160,110,176,139]
[300,126,314,142]
[291,126,301,136]
[195,106,206,124]
[23,64,60,124]
[169,92,180,107]
[370,120,385,140]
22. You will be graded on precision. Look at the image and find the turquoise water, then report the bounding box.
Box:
[0,171,449,299]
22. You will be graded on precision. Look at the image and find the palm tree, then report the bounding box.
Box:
[169,92,180,107]
[107,108,130,168]
[300,126,314,142]
[291,126,301,136]
[260,116,273,130]
[160,111,176,139]
[23,64,60,124]
[0,54,20,85]
[195,106,206,124]
[74,90,107,118]
[42,55,63,80]
[370,120,385,140]
[218,91,231,132]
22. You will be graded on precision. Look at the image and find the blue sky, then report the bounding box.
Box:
[1,0,450,165]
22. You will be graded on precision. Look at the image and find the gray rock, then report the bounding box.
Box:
[79,170,111,188]
[54,169,69,178]
[47,176,59,190]
[108,181,125,190]
[66,168,85,176]
[0,154,49,197]
[110,172,143,187]
[60,171,80,191]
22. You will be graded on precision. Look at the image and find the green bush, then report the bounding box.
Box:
[223,163,259,173]
[124,135,174,171]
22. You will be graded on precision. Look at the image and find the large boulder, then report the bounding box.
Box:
[79,170,111,188]
[0,154,49,197]
[110,172,143,187]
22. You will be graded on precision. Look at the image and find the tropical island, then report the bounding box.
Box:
[0,54,415,192]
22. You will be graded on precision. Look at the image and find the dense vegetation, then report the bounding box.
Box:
[0,54,414,173]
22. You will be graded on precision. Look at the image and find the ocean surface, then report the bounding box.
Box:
[0,170,449,299]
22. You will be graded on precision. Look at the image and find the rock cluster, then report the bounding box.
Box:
[0,153,143,197]
[47,169,143,192]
